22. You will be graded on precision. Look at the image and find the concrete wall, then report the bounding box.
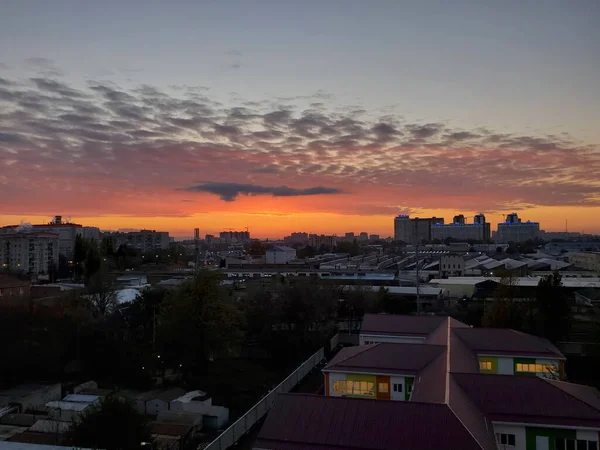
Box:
[170,401,229,429]
[493,423,526,450]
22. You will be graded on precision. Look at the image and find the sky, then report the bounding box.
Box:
[1,0,599,238]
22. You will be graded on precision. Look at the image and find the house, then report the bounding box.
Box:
[359,313,452,345]
[256,315,600,450]
[322,343,445,401]
[454,327,566,379]
[265,246,296,264]
[149,421,194,450]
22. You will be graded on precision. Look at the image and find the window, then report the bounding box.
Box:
[393,383,402,393]
[557,439,598,450]
[479,361,492,371]
[378,382,389,393]
[407,383,413,394]
[496,433,516,447]
[516,363,556,374]
[332,380,375,396]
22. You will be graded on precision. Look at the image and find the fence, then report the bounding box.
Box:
[329,333,340,351]
[200,347,325,450]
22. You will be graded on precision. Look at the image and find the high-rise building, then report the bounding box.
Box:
[496,213,540,243]
[453,214,465,225]
[369,234,380,241]
[127,230,170,253]
[308,234,337,249]
[394,215,444,244]
[0,216,82,258]
[0,231,59,275]
[284,232,309,247]
[431,214,491,242]
[358,232,369,242]
[219,230,251,244]
[344,232,355,242]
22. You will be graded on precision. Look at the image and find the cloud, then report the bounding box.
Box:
[0,68,598,220]
[182,182,343,201]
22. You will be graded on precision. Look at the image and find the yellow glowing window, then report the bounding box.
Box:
[479,361,492,371]
[378,383,389,393]
[516,363,554,373]
[332,380,374,396]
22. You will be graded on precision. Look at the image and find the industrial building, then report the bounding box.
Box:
[568,252,600,274]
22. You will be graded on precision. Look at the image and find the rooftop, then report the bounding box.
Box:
[453,373,600,428]
[324,343,446,375]
[453,327,565,359]
[360,313,447,337]
[254,394,482,450]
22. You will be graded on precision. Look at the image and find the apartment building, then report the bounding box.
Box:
[394,215,444,244]
[0,231,59,275]
[126,230,170,253]
[255,314,599,450]
[308,234,337,249]
[496,213,540,243]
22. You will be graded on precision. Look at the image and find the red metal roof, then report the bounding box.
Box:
[453,327,565,359]
[255,394,483,450]
[361,313,447,336]
[452,373,600,428]
[324,342,445,375]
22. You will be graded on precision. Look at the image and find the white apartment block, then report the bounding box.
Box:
[0,232,59,275]
[308,234,337,249]
[431,223,491,242]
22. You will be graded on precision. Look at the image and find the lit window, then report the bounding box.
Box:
[332,380,374,396]
[479,361,492,371]
[378,383,389,393]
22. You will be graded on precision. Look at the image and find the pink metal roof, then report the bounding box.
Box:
[361,313,447,336]
[324,342,445,375]
[453,327,565,359]
[255,394,483,450]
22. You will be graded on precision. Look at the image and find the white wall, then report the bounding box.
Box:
[390,376,406,401]
[359,334,425,346]
[576,430,599,442]
[497,358,514,375]
[328,372,347,397]
[493,423,526,450]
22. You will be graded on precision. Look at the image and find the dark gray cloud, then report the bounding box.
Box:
[0,132,24,143]
[182,182,342,201]
[407,123,443,139]
[30,78,85,98]
[252,165,281,174]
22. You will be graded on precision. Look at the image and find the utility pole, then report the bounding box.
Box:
[416,242,420,315]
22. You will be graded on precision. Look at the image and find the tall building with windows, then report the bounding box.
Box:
[127,230,170,253]
[0,231,59,275]
[496,213,540,243]
[394,215,444,244]
[431,213,491,242]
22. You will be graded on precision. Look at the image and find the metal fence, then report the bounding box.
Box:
[200,347,325,450]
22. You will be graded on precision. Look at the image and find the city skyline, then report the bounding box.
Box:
[1,1,600,236]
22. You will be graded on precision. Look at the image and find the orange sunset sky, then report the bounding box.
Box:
[1,3,599,238]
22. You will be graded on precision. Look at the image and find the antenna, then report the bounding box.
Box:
[565,219,568,233]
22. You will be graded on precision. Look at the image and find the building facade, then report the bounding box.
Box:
[0,231,59,275]
[308,234,337,249]
[127,230,170,253]
[496,213,540,243]
[439,255,465,277]
[568,252,600,273]
[394,215,445,244]
[265,246,297,264]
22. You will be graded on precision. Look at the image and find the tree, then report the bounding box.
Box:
[159,271,245,370]
[536,271,570,344]
[86,269,118,318]
[66,396,152,450]
[483,270,524,329]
